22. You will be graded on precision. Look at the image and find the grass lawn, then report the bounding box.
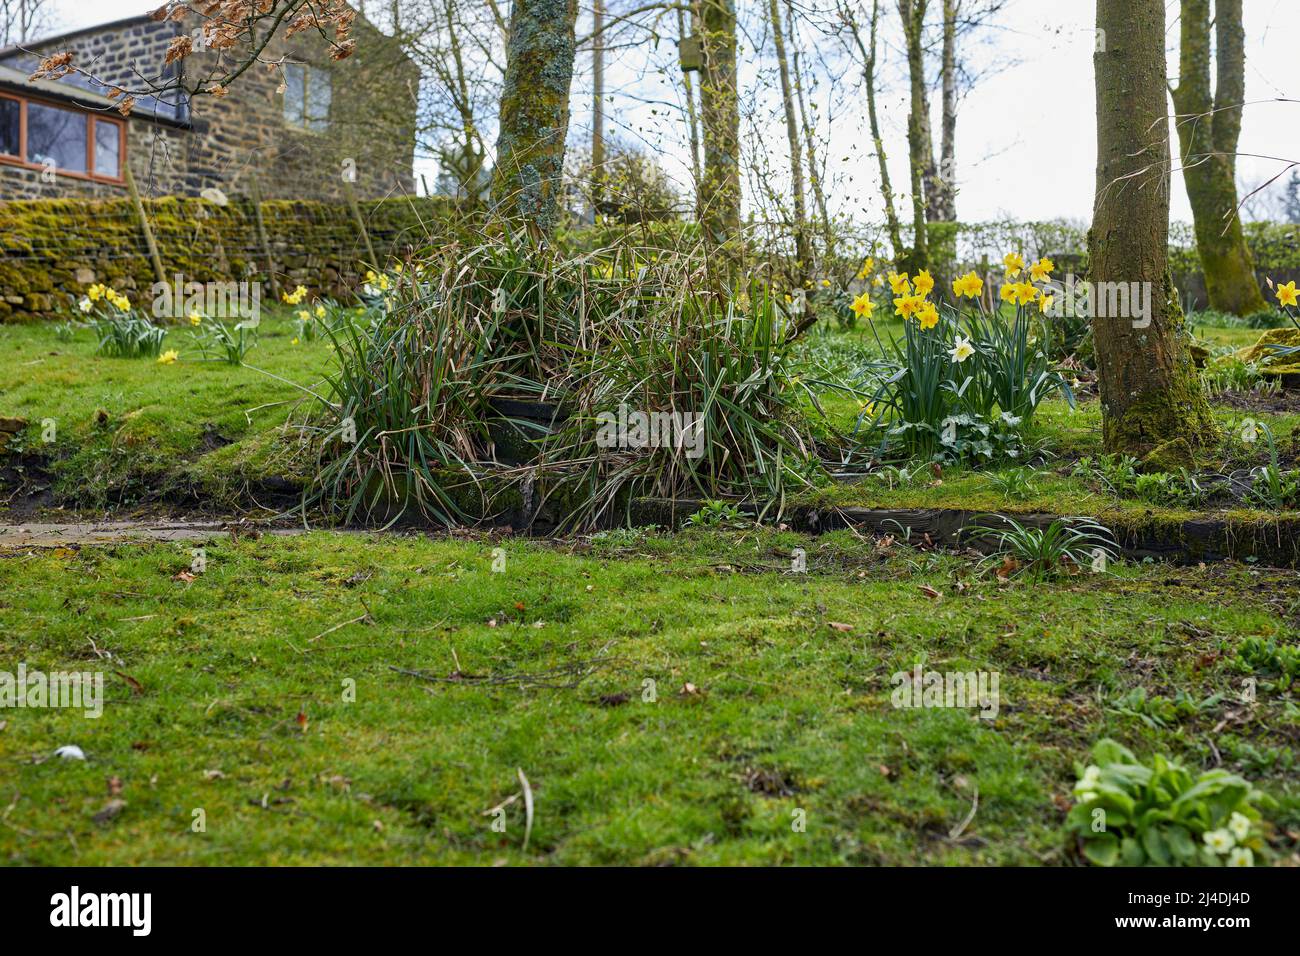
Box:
[0,307,331,511]
[1,527,1297,865]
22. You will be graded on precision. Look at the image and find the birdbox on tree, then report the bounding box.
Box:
[678,35,703,72]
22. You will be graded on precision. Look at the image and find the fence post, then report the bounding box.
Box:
[344,180,379,271]
[249,176,281,299]
[124,165,167,288]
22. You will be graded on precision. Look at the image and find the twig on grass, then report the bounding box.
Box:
[308,600,373,643]
[389,654,619,690]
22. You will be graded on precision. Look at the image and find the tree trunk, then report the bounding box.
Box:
[898,0,933,270]
[936,0,957,221]
[591,0,606,218]
[1170,0,1267,316]
[490,0,579,239]
[769,0,811,282]
[1090,0,1216,456]
[698,0,740,244]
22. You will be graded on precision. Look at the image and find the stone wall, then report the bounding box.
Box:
[0,195,460,322]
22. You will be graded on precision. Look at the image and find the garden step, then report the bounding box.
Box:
[629,498,1300,568]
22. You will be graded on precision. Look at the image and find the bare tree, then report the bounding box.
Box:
[0,0,53,46]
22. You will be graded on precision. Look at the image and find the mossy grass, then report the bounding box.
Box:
[0,528,1296,865]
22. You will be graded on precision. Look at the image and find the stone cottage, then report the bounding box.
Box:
[0,6,418,201]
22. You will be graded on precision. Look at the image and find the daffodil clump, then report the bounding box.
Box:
[188,310,259,366]
[292,302,332,343]
[1066,738,1271,867]
[852,254,1073,462]
[75,284,168,359]
[79,282,132,315]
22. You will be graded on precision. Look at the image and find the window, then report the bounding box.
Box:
[282,63,331,131]
[28,101,87,173]
[0,97,18,157]
[0,93,125,183]
[94,120,120,178]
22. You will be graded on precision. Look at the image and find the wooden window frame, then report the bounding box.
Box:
[0,90,127,185]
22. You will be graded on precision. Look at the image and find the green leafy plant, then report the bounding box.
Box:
[1228,636,1300,690]
[1072,453,1139,496]
[1066,738,1270,867]
[973,515,1117,582]
[985,466,1039,501]
[1106,687,1222,729]
[1244,422,1300,510]
[684,500,747,529]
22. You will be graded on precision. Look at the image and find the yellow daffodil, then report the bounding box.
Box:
[188,311,202,326]
[916,301,940,330]
[1276,280,1299,308]
[315,305,327,318]
[87,283,105,302]
[281,285,308,305]
[157,349,178,365]
[949,336,975,363]
[888,272,911,295]
[1030,257,1055,282]
[1039,293,1055,314]
[1004,252,1025,277]
[111,293,130,311]
[851,293,875,318]
[820,278,831,288]
[952,271,983,299]
[1000,281,1018,303]
[1013,281,1038,307]
[857,257,875,280]
[912,270,935,297]
[296,309,310,321]
[893,293,923,319]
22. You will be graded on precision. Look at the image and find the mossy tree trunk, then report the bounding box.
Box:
[698,0,740,244]
[490,0,579,240]
[898,0,932,271]
[1170,0,1267,316]
[1091,0,1217,457]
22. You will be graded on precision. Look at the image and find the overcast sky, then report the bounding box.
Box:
[39,0,1300,223]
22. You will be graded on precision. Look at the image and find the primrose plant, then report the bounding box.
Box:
[1066,738,1271,867]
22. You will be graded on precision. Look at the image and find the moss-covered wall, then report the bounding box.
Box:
[0,195,460,322]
